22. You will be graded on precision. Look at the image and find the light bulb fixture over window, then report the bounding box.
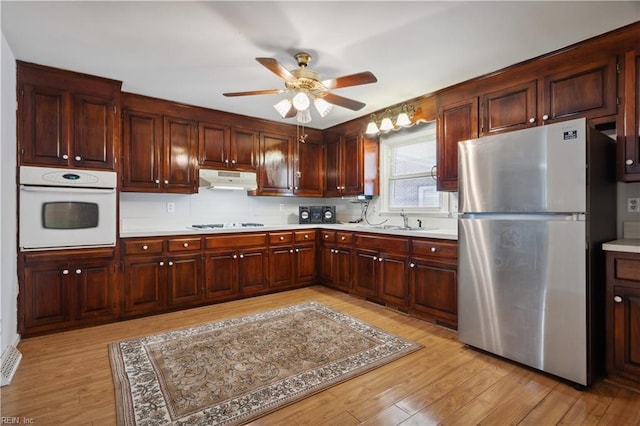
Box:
[365,103,425,135]
[365,114,380,135]
[379,109,394,132]
[395,104,412,127]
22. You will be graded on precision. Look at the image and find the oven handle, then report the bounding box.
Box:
[20,185,116,194]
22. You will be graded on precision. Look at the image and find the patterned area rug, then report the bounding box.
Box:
[109,301,421,425]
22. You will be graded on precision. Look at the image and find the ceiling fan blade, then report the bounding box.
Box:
[322,71,377,90]
[320,93,366,111]
[223,89,286,97]
[256,57,297,82]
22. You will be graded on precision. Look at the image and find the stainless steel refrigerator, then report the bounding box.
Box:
[457,117,616,386]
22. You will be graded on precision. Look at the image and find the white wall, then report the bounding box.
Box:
[1,33,19,355]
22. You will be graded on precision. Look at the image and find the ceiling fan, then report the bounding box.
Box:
[223,52,378,123]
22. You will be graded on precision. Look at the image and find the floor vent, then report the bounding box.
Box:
[1,345,22,386]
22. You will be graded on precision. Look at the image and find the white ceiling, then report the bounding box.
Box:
[2,1,639,130]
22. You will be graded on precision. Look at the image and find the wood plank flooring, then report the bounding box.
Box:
[2,286,639,425]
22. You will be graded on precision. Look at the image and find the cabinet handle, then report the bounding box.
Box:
[159,261,165,266]
[75,268,82,274]
[431,247,438,253]
[304,234,309,239]
[614,295,623,303]
[280,236,285,241]
[529,117,536,123]
[142,245,149,250]
[231,159,236,164]
[164,180,169,185]
[155,179,160,184]
[626,159,634,166]
[225,159,229,164]
[542,114,549,121]
[324,234,329,239]
[410,263,415,268]
[378,258,384,262]
[336,186,340,190]
[62,154,69,160]
[289,249,294,254]
[239,254,244,259]
[183,242,189,248]
[373,256,377,260]
[341,236,346,241]
[168,261,174,266]
[74,155,81,161]
[330,249,335,253]
[62,269,70,275]
[295,248,300,253]
[233,254,238,259]
[294,186,299,190]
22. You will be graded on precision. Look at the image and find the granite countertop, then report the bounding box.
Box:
[120,223,458,241]
[602,239,640,254]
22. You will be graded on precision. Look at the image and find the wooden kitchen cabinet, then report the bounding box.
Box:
[122,254,167,317]
[198,123,258,171]
[121,93,198,193]
[324,130,379,197]
[606,251,640,388]
[268,230,317,289]
[618,49,640,181]
[17,61,121,170]
[352,233,410,308]
[480,80,538,136]
[294,135,323,197]
[257,132,294,195]
[166,237,203,307]
[19,248,118,336]
[319,230,353,293]
[409,238,458,328]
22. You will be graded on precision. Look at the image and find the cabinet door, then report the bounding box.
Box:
[231,127,258,171]
[621,49,640,180]
[75,260,117,321]
[198,121,230,169]
[612,286,640,379]
[20,84,70,167]
[294,243,317,284]
[122,110,162,190]
[269,246,294,288]
[379,254,408,307]
[480,80,537,136]
[163,116,197,193]
[295,136,323,197]
[238,248,269,294]
[122,256,166,316]
[437,97,479,192]
[410,261,458,327]
[167,255,202,306]
[319,245,335,284]
[353,250,378,298]
[258,132,293,195]
[324,135,341,197]
[72,93,116,169]
[542,56,617,123]
[342,133,363,195]
[204,250,238,300]
[23,263,73,331]
[334,248,353,292]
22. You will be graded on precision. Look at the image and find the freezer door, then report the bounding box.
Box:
[458,216,588,385]
[459,118,586,213]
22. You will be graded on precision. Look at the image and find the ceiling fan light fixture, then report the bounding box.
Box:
[313,97,333,117]
[273,98,292,118]
[296,108,312,124]
[292,91,310,111]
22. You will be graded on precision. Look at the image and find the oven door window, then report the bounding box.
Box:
[42,202,99,229]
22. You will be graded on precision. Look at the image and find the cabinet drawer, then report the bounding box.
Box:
[355,234,410,254]
[205,233,268,249]
[123,239,164,255]
[167,237,202,252]
[295,230,316,242]
[336,232,353,245]
[320,231,336,243]
[412,239,458,261]
[269,232,293,245]
[613,257,640,282]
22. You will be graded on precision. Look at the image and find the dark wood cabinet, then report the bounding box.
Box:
[122,255,167,316]
[294,135,323,197]
[480,80,538,136]
[436,97,479,192]
[198,123,257,171]
[18,61,121,170]
[257,132,294,195]
[20,249,117,336]
[619,49,640,180]
[121,93,198,193]
[409,239,458,328]
[606,251,640,389]
[268,230,317,289]
[166,254,203,307]
[324,130,379,197]
[319,230,353,293]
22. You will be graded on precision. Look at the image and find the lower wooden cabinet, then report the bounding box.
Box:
[268,230,317,290]
[606,251,640,388]
[319,231,353,293]
[122,255,167,316]
[20,248,118,336]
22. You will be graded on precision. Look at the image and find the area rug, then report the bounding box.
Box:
[108,301,421,425]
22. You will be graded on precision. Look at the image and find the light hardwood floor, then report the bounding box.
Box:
[2,286,639,425]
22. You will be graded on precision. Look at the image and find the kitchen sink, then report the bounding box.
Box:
[372,225,438,232]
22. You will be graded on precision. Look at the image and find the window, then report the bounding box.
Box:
[380,122,449,214]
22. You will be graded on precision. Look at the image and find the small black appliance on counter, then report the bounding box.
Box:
[299,206,336,224]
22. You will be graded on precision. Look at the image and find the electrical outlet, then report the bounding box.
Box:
[167,202,175,213]
[627,197,640,213]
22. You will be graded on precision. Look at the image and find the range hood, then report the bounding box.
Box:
[199,169,257,190]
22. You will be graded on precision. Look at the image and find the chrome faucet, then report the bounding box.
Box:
[400,209,409,228]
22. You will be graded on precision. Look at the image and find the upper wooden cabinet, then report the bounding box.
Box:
[17,61,121,171]
[480,80,538,136]
[324,130,378,197]
[619,49,640,181]
[121,93,198,193]
[198,123,258,171]
[294,134,323,197]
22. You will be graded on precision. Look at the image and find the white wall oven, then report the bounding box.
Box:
[19,166,117,251]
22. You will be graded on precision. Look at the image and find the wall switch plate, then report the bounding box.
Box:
[279,204,285,212]
[167,202,175,213]
[627,197,640,213]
